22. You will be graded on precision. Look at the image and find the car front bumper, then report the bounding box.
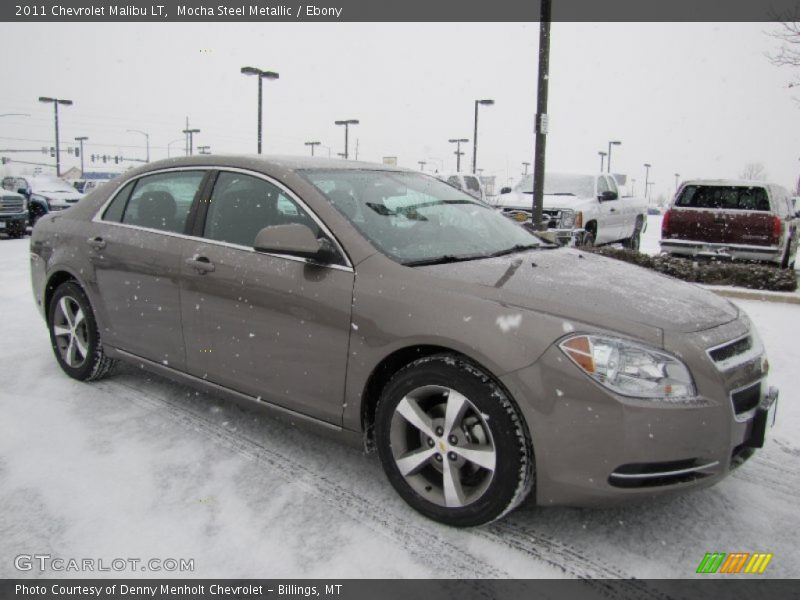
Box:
[500,326,775,507]
[0,212,28,228]
[660,239,783,264]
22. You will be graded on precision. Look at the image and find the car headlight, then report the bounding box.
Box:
[560,209,576,228]
[559,334,696,399]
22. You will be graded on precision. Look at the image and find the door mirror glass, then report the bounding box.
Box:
[254,223,331,262]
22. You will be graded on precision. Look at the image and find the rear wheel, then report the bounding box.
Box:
[623,218,643,251]
[375,354,534,527]
[48,281,117,381]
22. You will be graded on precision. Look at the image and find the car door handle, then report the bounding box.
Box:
[609,208,616,212]
[86,236,106,250]
[185,255,215,274]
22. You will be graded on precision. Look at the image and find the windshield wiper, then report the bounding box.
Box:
[403,254,487,267]
[487,243,543,258]
[523,191,575,196]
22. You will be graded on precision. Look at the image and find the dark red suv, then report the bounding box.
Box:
[661,180,799,269]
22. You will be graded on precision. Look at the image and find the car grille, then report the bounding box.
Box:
[731,381,761,417]
[608,458,719,488]
[709,335,752,362]
[706,333,763,372]
[501,208,562,228]
[0,195,24,214]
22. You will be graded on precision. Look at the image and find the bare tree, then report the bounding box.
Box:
[767,7,800,96]
[740,162,768,181]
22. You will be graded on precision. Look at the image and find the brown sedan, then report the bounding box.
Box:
[30,156,778,526]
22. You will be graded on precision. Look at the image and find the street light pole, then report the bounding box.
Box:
[304,141,321,156]
[167,138,184,158]
[418,161,426,171]
[598,151,607,172]
[448,138,469,172]
[472,99,494,174]
[127,129,150,162]
[334,120,359,159]
[197,145,211,155]
[241,67,280,154]
[39,97,73,177]
[74,136,88,175]
[674,172,680,191]
[607,140,621,173]
[182,128,200,156]
[643,163,652,200]
[522,161,530,175]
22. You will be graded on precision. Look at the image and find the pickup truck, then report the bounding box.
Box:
[0,190,28,238]
[494,172,648,248]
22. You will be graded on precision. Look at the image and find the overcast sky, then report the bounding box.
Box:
[1,22,798,199]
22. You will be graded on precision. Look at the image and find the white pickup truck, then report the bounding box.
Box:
[494,173,648,248]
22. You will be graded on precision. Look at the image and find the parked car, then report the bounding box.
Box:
[437,172,486,202]
[0,190,28,238]
[661,180,799,269]
[25,177,84,225]
[30,156,777,526]
[495,173,648,248]
[73,179,108,194]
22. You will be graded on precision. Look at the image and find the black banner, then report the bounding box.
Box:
[2,0,800,22]
[2,579,799,600]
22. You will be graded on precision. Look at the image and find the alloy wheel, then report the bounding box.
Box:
[52,295,89,368]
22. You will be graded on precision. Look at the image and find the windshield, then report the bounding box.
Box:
[303,170,544,265]
[514,173,595,197]
[675,185,770,211]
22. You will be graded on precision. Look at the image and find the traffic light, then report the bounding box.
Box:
[50,147,55,157]
[91,154,96,162]
[114,156,119,164]
[1,157,9,165]
[75,147,80,158]
[102,155,107,163]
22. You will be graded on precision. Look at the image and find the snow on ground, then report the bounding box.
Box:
[1,235,799,584]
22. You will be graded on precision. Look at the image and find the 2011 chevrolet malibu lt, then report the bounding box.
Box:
[29,156,778,527]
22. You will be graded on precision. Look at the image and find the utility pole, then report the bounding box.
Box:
[74,136,88,175]
[304,141,321,156]
[674,172,680,192]
[183,126,200,156]
[522,161,531,175]
[197,145,211,155]
[531,0,551,230]
[418,161,426,171]
[39,97,73,177]
[448,138,469,172]
[643,163,652,201]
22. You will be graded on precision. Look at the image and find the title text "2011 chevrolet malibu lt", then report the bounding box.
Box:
[30,156,778,526]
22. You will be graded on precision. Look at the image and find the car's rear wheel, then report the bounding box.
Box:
[48,281,117,381]
[375,354,534,527]
[623,218,643,251]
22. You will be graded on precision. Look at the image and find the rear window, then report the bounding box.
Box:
[675,185,770,211]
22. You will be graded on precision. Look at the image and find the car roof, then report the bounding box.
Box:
[126,155,414,180]
[681,179,772,187]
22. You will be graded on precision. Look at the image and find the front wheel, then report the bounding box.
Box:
[375,354,534,527]
[48,281,117,381]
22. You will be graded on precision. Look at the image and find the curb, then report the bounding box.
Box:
[704,287,800,305]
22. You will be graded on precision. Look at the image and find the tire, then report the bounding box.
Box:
[48,281,117,381]
[623,218,642,251]
[7,222,26,239]
[374,354,534,527]
[580,230,596,247]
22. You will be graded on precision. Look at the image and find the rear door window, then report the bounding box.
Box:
[101,181,136,222]
[676,186,770,211]
[121,171,206,233]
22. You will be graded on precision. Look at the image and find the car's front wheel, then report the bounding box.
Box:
[48,281,117,381]
[375,354,534,527]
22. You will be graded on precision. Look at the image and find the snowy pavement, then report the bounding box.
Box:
[1,235,798,584]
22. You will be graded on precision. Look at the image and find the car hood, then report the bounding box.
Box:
[416,248,738,336]
[495,192,588,210]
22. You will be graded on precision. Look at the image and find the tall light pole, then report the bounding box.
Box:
[334,119,359,159]
[472,98,494,174]
[607,140,621,173]
[631,178,637,197]
[304,141,321,156]
[418,161,426,171]
[39,97,73,177]
[643,163,652,200]
[674,172,680,191]
[647,182,655,201]
[531,0,552,231]
[598,151,607,172]
[522,161,530,175]
[74,136,88,175]
[241,66,279,154]
[167,138,184,158]
[182,128,200,156]
[448,138,469,172]
[127,129,150,162]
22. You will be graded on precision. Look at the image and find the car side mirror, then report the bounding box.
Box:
[500,187,512,195]
[253,223,335,263]
[598,190,618,201]
[17,188,29,197]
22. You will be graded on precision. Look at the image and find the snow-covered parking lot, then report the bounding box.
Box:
[1,233,798,584]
